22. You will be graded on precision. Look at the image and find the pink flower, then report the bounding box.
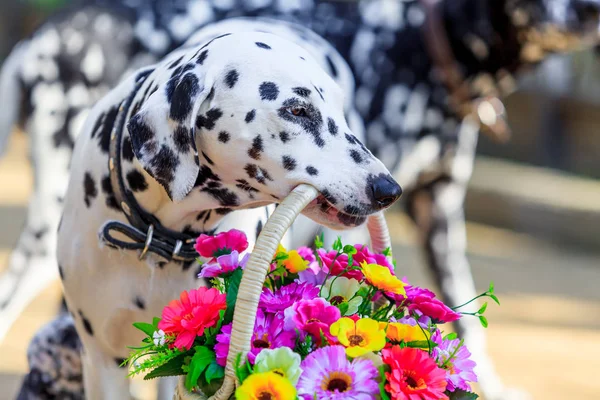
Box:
[158,287,226,350]
[317,249,363,281]
[198,251,249,278]
[405,286,460,323]
[353,244,394,273]
[214,310,296,366]
[194,229,248,258]
[432,332,478,391]
[284,298,341,345]
[259,282,319,314]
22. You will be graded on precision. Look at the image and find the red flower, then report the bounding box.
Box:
[195,229,248,258]
[158,287,226,350]
[382,346,448,400]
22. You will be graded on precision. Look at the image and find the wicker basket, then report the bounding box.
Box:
[173,184,392,400]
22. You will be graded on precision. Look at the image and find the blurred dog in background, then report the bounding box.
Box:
[1,1,599,399]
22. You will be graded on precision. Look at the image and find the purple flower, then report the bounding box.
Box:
[198,251,249,278]
[297,345,379,399]
[259,282,319,314]
[432,333,478,391]
[214,309,295,366]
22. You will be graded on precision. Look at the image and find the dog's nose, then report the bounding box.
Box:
[370,175,402,209]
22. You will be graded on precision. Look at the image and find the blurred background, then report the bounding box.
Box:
[0,1,600,399]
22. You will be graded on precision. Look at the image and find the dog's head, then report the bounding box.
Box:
[127,32,401,229]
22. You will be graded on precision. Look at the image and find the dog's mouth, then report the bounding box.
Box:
[302,193,368,230]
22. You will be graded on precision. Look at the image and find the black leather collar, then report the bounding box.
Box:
[100,71,199,262]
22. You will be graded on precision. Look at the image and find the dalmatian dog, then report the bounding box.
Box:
[3,1,600,399]
[48,17,400,399]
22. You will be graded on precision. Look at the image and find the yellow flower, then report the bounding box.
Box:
[330,317,386,358]
[282,250,308,273]
[236,372,297,400]
[385,322,430,343]
[360,262,406,295]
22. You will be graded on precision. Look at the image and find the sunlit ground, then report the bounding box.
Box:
[1,134,599,399]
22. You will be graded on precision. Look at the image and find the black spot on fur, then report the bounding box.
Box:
[244,164,272,185]
[345,133,358,145]
[206,87,215,102]
[282,155,297,171]
[169,56,184,69]
[196,50,208,65]
[236,179,259,195]
[292,87,311,98]
[225,69,239,88]
[173,126,193,153]
[78,310,94,336]
[126,170,148,192]
[202,151,214,166]
[97,107,119,153]
[133,296,145,310]
[259,82,279,101]
[312,85,324,101]
[325,54,338,77]
[256,42,271,49]
[196,108,223,130]
[327,118,338,136]
[306,166,319,176]
[122,136,135,162]
[194,165,220,187]
[101,176,120,211]
[248,135,263,160]
[83,172,97,208]
[218,131,230,143]
[279,131,290,143]
[149,145,180,197]
[201,187,240,207]
[215,208,232,215]
[165,64,195,102]
[128,114,156,158]
[350,149,363,164]
[300,56,306,60]
[170,74,200,122]
[245,109,256,123]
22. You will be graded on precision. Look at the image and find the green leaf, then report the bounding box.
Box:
[382,247,392,257]
[204,361,225,385]
[133,322,157,337]
[234,353,253,383]
[488,281,494,294]
[477,302,488,315]
[479,315,489,328]
[405,340,438,349]
[490,294,500,305]
[447,388,479,399]
[314,232,325,249]
[144,353,187,380]
[378,365,391,400]
[185,347,215,391]
[152,317,161,328]
[343,245,357,255]
[337,302,349,316]
[443,332,458,341]
[224,268,243,324]
[332,237,343,251]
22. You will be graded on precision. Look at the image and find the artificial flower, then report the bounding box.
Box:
[259,282,319,314]
[215,309,295,366]
[317,249,363,281]
[432,334,478,392]
[284,298,340,344]
[296,247,327,285]
[158,287,226,350]
[404,285,460,323]
[330,317,386,357]
[360,262,406,296]
[254,347,303,385]
[152,329,166,346]
[353,244,394,273]
[297,345,379,399]
[198,250,249,278]
[385,322,431,344]
[382,346,448,400]
[236,371,297,400]
[321,277,364,315]
[194,229,248,258]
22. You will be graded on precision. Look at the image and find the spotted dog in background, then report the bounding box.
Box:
[2,1,600,399]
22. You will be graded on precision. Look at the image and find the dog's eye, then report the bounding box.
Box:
[287,107,308,117]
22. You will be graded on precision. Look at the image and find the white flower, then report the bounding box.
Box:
[153,329,166,346]
[321,277,364,315]
[254,347,303,385]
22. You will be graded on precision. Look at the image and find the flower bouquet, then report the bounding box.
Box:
[124,186,498,399]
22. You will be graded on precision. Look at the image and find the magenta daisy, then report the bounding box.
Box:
[283,298,340,345]
[259,282,319,314]
[214,309,295,366]
[433,334,478,391]
[297,345,379,399]
[198,251,249,278]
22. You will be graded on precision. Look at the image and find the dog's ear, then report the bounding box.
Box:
[127,68,213,201]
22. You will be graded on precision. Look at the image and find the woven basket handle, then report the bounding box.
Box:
[208,184,391,399]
